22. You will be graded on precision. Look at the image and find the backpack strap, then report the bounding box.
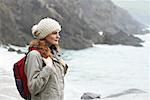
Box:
[26,93,31,100]
[28,46,42,55]
[28,46,40,52]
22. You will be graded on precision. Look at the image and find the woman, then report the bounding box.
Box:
[25,17,68,100]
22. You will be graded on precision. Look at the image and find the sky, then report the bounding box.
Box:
[112,0,150,13]
[111,0,150,24]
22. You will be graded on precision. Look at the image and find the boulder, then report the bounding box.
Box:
[8,47,16,52]
[16,49,26,54]
[81,92,101,100]
[102,30,144,47]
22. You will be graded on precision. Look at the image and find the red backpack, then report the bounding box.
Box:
[13,47,40,99]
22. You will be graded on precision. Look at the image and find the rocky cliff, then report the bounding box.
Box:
[0,0,146,50]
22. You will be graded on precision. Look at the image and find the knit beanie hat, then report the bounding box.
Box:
[31,17,61,39]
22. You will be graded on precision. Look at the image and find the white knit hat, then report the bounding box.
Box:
[31,17,61,39]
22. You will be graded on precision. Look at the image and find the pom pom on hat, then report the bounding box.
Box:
[31,17,61,39]
[31,25,39,38]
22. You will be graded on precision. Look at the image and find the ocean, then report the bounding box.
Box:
[0,33,149,100]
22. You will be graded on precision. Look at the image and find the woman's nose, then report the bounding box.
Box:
[57,33,60,38]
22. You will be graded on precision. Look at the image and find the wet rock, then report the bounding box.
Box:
[8,47,16,52]
[81,92,101,100]
[104,88,146,99]
[102,30,144,47]
[16,49,26,54]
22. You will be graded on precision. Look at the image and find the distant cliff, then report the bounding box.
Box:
[0,0,146,50]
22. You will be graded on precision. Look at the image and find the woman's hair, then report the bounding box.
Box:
[29,39,60,58]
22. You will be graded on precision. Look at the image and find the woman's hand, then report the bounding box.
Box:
[42,57,52,67]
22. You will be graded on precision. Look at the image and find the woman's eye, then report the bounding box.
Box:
[52,32,57,34]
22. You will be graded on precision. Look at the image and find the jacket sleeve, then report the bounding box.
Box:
[25,50,52,95]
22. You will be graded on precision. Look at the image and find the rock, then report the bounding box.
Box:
[8,47,16,52]
[81,92,101,100]
[104,88,146,99]
[16,49,26,54]
[102,30,144,47]
[8,47,26,54]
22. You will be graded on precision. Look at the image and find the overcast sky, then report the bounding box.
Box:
[111,0,150,24]
[111,0,150,13]
[112,0,150,1]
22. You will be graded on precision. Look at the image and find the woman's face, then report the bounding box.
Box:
[45,31,60,45]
